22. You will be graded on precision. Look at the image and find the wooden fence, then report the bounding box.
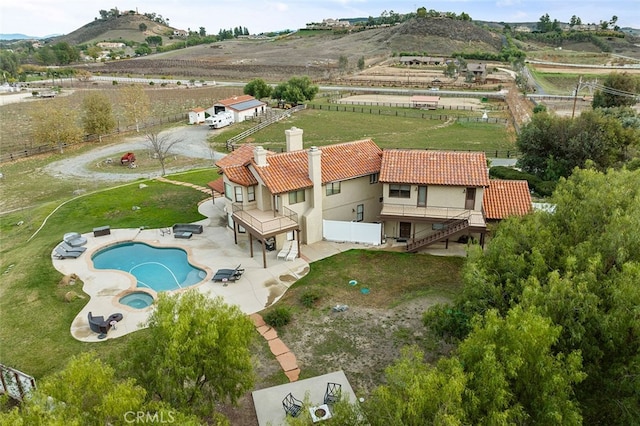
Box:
[0,113,187,164]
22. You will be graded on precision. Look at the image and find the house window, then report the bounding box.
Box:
[224,183,232,200]
[370,173,379,184]
[326,182,341,196]
[389,184,411,198]
[417,186,427,207]
[235,186,243,202]
[432,223,445,230]
[356,204,364,222]
[288,189,305,204]
[247,185,255,202]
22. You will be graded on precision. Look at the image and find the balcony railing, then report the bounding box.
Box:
[232,203,298,235]
[380,203,470,220]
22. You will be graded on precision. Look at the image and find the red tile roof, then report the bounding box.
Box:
[225,165,258,186]
[207,177,224,194]
[251,139,382,195]
[215,144,262,186]
[483,179,532,220]
[380,150,489,187]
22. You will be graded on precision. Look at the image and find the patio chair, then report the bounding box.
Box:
[282,392,303,418]
[277,241,293,260]
[324,382,342,405]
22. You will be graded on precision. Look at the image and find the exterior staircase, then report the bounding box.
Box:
[406,218,470,252]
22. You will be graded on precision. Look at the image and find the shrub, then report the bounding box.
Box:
[300,289,321,308]
[423,303,470,341]
[263,306,292,327]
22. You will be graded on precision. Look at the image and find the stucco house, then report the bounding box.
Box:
[188,108,206,124]
[208,95,267,124]
[210,127,528,266]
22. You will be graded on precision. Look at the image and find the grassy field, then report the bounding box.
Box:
[528,69,603,95]
[210,107,515,153]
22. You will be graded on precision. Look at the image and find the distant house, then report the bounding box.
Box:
[399,56,445,66]
[306,18,351,30]
[210,95,267,124]
[173,29,188,37]
[96,42,125,49]
[188,108,206,124]
[465,62,487,82]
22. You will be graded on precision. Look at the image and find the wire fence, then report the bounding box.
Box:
[308,104,509,125]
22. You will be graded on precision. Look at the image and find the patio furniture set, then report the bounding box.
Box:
[53,232,88,259]
[283,382,341,422]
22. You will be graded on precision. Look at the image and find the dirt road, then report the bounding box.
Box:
[44,125,225,182]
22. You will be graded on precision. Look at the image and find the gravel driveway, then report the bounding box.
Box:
[44,125,226,182]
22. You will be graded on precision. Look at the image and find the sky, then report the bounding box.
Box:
[0,0,638,38]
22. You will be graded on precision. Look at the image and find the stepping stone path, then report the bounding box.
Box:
[155,176,213,195]
[156,177,300,381]
[250,313,300,382]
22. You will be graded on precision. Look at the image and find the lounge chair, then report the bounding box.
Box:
[174,231,192,239]
[277,241,293,260]
[286,246,298,261]
[212,265,244,282]
[282,392,303,418]
[54,246,83,259]
[58,242,87,253]
[63,232,87,247]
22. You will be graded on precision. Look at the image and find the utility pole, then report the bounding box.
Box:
[571,75,582,119]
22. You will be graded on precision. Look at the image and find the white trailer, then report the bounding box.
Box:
[205,111,234,129]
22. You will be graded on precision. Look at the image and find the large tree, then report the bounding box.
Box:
[429,167,640,424]
[118,84,151,132]
[0,353,201,425]
[82,92,116,142]
[31,98,83,153]
[516,110,638,180]
[272,75,319,105]
[125,291,255,415]
[366,306,584,425]
[243,78,272,99]
[592,72,640,109]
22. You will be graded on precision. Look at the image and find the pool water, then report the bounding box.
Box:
[92,242,206,292]
[119,291,154,309]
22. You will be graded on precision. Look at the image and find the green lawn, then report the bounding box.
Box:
[210,108,515,153]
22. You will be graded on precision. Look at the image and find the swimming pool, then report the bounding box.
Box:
[92,242,206,292]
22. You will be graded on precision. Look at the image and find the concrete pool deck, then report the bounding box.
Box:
[53,199,368,342]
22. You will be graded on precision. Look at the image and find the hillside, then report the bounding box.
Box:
[84,17,504,81]
[56,14,174,46]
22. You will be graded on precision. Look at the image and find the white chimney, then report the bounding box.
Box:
[254,146,268,167]
[304,146,324,244]
[285,127,304,152]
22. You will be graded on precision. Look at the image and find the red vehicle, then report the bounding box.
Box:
[120,152,136,165]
